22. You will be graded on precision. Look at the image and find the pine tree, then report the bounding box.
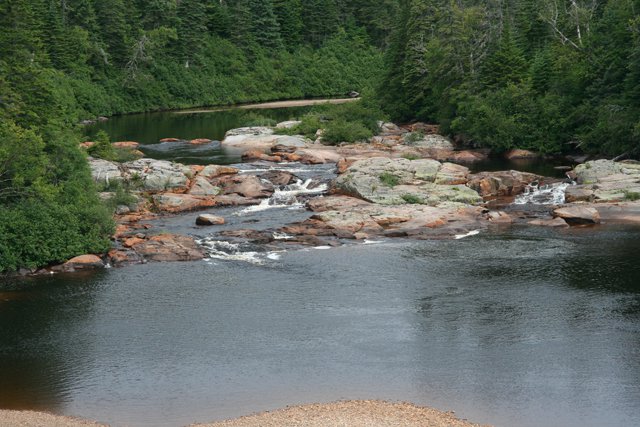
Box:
[93,0,130,66]
[302,0,339,47]
[176,0,208,65]
[247,0,282,49]
[480,24,528,89]
[273,0,303,49]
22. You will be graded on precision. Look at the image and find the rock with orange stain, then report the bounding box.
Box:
[152,193,216,213]
[63,255,104,270]
[79,141,96,149]
[130,234,204,262]
[112,141,140,149]
[190,138,212,145]
[123,237,145,248]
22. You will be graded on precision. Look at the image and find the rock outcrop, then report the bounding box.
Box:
[468,170,542,199]
[334,158,481,206]
[571,160,640,202]
[129,234,204,262]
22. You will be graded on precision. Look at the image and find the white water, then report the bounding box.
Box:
[238,179,328,214]
[455,230,482,240]
[514,182,572,205]
[196,239,282,265]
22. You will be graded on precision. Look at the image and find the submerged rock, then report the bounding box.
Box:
[505,149,538,159]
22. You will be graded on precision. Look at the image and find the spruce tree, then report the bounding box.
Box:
[273,0,303,49]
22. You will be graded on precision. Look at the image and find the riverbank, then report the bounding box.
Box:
[174,97,359,114]
[0,401,487,427]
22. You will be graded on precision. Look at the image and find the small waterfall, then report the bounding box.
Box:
[238,179,328,214]
[514,181,572,205]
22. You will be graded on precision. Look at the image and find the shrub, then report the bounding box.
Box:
[240,111,277,127]
[87,130,116,160]
[403,131,425,145]
[623,190,640,201]
[401,194,423,204]
[379,172,400,187]
[322,119,372,144]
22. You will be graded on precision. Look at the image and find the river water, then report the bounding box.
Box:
[1,107,639,427]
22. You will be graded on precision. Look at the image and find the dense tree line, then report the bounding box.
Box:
[0,0,396,272]
[380,0,640,156]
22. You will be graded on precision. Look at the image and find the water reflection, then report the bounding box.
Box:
[0,272,103,411]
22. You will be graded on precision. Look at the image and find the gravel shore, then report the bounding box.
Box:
[0,410,107,427]
[1,400,489,427]
[192,400,490,427]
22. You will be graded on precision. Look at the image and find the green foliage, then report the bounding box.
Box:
[404,131,425,145]
[276,113,323,137]
[322,119,372,144]
[105,185,139,211]
[401,193,423,204]
[240,112,277,127]
[380,0,640,157]
[379,172,400,187]
[623,190,640,201]
[87,130,115,158]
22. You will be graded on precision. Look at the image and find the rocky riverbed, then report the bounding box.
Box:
[20,121,640,274]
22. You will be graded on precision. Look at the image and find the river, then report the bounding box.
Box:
[1,106,639,427]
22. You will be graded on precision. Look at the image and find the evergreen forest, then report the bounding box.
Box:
[1,0,639,272]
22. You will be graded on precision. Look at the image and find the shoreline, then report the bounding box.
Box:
[0,400,489,427]
[173,97,359,114]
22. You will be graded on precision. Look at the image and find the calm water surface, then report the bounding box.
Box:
[1,227,640,427]
[86,107,311,165]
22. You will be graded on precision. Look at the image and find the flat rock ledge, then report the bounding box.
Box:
[191,400,489,427]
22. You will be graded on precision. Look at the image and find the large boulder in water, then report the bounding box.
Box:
[130,234,204,262]
[467,170,542,198]
[554,206,601,225]
[334,157,481,206]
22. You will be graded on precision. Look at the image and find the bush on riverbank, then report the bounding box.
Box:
[277,97,385,144]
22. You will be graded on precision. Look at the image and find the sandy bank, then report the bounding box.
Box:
[176,97,358,114]
[1,401,489,427]
[0,410,106,427]
[191,400,490,427]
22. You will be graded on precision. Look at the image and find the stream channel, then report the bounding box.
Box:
[1,105,640,427]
